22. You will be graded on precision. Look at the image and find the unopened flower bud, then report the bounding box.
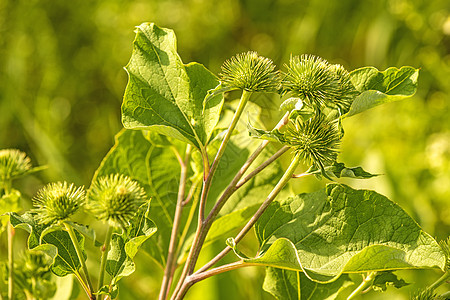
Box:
[87,174,147,227]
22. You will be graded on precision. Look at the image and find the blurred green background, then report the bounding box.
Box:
[1,0,449,299]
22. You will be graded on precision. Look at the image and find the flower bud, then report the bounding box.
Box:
[33,182,85,225]
[87,174,147,227]
[284,114,341,169]
[329,64,358,114]
[283,55,357,113]
[0,149,32,182]
[220,51,280,92]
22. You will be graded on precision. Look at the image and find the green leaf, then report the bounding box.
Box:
[10,212,85,277]
[307,161,379,179]
[0,189,21,233]
[372,271,409,292]
[263,267,353,300]
[106,203,157,284]
[40,229,85,277]
[106,233,135,281]
[346,66,419,117]
[247,124,288,145]
[247,184,445,283]
[97,284,119,299]
[92,129,177,266]
[10,212,44,249]
[124,202,157,258]
[121,22,223,150]
[280,97,303,112]
[203,204,260,247]
[142,131,172,148]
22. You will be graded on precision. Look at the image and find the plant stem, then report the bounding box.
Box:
[171,90,252,299]
[234,145,290,190]
[207,90,252,192]
[175,152,301,299]
[425,269,450,294]
[63,222,96,300]
[4,180,14,300]
[441,291,450,298]
[98,225,113,291]
[74,271,92,300]
[187,261,246,284]
[7,223,14,300]
[176,178,202,261]
[159,145,191,300]
[205,111,289,226]
[347,272,377,300]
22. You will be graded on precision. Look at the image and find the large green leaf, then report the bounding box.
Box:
[121,22,223,150]
[263,267,352,300]
[236,184,446,283]
[92,129,179,266]
[9,212,85,277]
[346,66,419,117]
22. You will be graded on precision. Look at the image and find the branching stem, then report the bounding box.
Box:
[234,146,290,190]
[195,151,301,276]
[171,90,252,299]
[187,261,247,284]
[159,145,191,300]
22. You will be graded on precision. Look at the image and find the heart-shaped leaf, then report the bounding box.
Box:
[121,23,223,150]
[232,184,446,283]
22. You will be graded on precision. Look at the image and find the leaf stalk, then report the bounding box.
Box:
[63,221,96,300]
[347,272,377,300]
[98,224,114,292]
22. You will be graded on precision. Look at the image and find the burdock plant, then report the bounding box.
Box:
[87,173,147,290]
[32,182,95,298]
[0,149,35,300]
[8,23,442,300]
